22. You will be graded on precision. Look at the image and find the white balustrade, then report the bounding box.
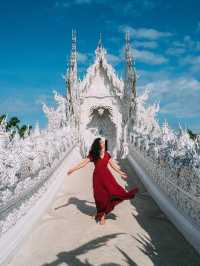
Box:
[0,91,77,237]
[126,89,200,253]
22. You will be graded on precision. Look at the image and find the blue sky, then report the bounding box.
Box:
[0,0,200,132]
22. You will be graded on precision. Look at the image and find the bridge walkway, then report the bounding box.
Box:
[8,156,200,266]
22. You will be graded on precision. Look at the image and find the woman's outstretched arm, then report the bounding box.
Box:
[110,158,121,170]
[67,157,90,175]
[108,158,128,179]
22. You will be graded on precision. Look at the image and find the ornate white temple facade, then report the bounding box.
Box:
[65,30,137,157]
[1,31,200,257]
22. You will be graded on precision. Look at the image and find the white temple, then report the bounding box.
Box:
[64,30,137,158]
[0,31,200,261]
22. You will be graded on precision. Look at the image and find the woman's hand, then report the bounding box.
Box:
[121,172,128,179]
[67,158,90,176]
[67,169,74,175]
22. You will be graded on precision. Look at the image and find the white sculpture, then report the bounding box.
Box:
[129,89,200,226]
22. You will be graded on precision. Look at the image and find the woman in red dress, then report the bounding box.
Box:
[67,137,139,225]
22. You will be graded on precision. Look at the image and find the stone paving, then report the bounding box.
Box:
[8,157,200,266]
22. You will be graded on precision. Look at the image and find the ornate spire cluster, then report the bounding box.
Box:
[124,31,136,95]
[70,29,77,72]
[125,31,133,63]
[124,30,137,118]
[98,32,103,48]
[64,30,137,145]
[65,29,80,140]
[95,32,107,62]
[65,30,76,102]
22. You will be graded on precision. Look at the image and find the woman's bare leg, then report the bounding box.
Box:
[100,213,106,225]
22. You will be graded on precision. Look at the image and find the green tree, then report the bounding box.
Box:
[187,128,197,141]
[19,125,33,138]
[0,113,32,138]
[6,116,20,131]
[0,114,6,124]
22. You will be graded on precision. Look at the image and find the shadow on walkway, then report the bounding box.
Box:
[41,233,138,266]
[119,157,200,266]
[54,196,117,220]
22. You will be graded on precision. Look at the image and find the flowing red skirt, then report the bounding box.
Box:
[93,167,139,221]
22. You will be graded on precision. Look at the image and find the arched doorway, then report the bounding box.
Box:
[86,107,117,154]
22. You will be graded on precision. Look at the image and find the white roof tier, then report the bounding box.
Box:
[79,46,124,98]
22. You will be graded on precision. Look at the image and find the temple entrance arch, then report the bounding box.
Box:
[86,106,117,155]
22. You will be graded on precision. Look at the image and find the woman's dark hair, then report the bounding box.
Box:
[105,139,108,151]
[88,137,108,161]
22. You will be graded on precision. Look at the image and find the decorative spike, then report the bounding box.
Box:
[124,30,137,122]
[98,32,103,48]
[71,29,77,54]
[95,32,106,61]
[64,28,79,118]
[125,30,130,46]
[125,30,133,62]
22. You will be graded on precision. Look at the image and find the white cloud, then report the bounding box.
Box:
[172,41,185,48]
[54,1,70,8]
[113,0,157,16]
[119,25,172,40]
[139,77,200,118]
[165,35,200,67]
[118,44,168,65]
[0,93,56,116]
[0,97,39,114]
[166,47,185,56]
[133,48,168,65]
[181,55,200,65]
[54,0,157,19]
[107,53,121,66]
[179,55,200,74]
[196,21,200,32]
[134,40,158,49]
[182,35,200,52]
[75,0,92,4]
[54,0,99,8]
[141,0,156,10]
[35,94,53,106]
[77,52,88,63]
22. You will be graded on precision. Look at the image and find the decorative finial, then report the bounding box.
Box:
[95,32,106,60]
[125,30,133,62]
[71,29,76,53]
[98,32,103,48]
[125,30,130,45]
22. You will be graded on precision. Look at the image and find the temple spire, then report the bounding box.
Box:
[125,30,133,65]
[124,30,137,119]
[70,29,77,71]
[95,32,107,62]
[65,29,78,110]
[124,30,136,94]
[98,32,103,48]
[65,29,80,140]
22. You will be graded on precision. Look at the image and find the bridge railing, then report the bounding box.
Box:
[127,138,200,254]
[0,126,77,237]
[125,89,200,236]
[129,142,200,226]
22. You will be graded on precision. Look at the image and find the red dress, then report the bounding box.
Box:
[87,151,139,221]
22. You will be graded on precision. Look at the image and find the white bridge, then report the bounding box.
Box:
[0,31,200,265]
